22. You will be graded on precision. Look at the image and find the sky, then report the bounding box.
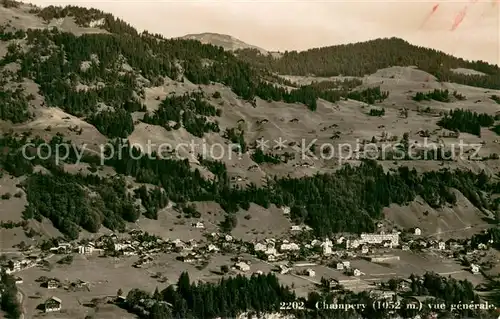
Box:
[26,0,500,65]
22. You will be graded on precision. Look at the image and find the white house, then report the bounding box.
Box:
[414,228,422,236]
[12,261,21,272]
[78,243,95,255]
[282,206,290,215]
[265,247,277,256]
[471,264,480,274]
[44,296,62,313]
[359,233,399,247]
[438,241,446,250]
[290,225,301,231]
[47,279,58,289]
[268,255,276,262]
[208,244,219,252]
[402,245,410,251]
[336,262,344,270]
[279,265,291,274]
[194,222,205,229]
[342,261,351,269]
[353,269,363,277]
[225,235,233,242]
[336,236,346,245]
[346,239,360,249]
[280,243,300,251]
[114,243,131,251]
[361,245,369,254]
[306,269,316,277]
[236,262,250,272]
[173,239,185,249]
[321,239,333,256]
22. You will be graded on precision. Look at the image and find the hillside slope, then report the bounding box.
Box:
[180,32,269,55]
[236,38,500,89]
[0,1,498,243]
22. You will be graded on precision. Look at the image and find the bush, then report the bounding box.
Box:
[1,193,11,200]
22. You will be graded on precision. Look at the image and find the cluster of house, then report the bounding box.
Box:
[346,233,400,250]
[252,237,336,262]
[3,255,39,274]
[175,233,245,264]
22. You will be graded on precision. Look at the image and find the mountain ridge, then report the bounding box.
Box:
[179,32,269,55]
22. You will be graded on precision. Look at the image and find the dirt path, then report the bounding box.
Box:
[17,287,26,319]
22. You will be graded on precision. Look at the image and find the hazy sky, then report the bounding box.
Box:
[27,0,499,64]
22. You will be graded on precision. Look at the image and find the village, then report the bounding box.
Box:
[1,206,496,316]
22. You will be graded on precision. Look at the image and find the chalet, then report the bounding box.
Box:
[342,261,350,269]
[78,243,95,255]
[193,222,205,229]
[173,239,185,250]
[361,245,369,254]
[290,225,301,231]
[417,240,428,248]
[398,279,411,292]
[321,239,333,256]
[353,269,364,277]
[208,244,219,252]
[267,255,276,262]
[359,233,399,247]
[279,265,291,274]
[114,243,131,251]
[177,254,195,263]
[382,240,393,248]
[235,262,250,272]
[265,246,277,256]
[306,269,315,277]
[328,279,340,289]
[47,279,58,289]
[225,235,233,242]
[471,264,480,274]
[336,262,344,270]
[414,228,422,236]
[50,243,72,254]
[44,296,62,312]
[11,260,21,272]
[129,229,143,235]
[478,243,487,250]
[346,239,360,249]
[123,247,137,256]
[280,243,300,251]
[438,241,446,250]
[254,243,266,252]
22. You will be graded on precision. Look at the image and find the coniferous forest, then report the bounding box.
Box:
[120,271,492,319]
[0,133,497,239]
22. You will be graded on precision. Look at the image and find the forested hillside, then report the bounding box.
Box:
[0,4,380,122]
[236,39,500,89]
[0,2,499,239]
[1,133,498,238]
